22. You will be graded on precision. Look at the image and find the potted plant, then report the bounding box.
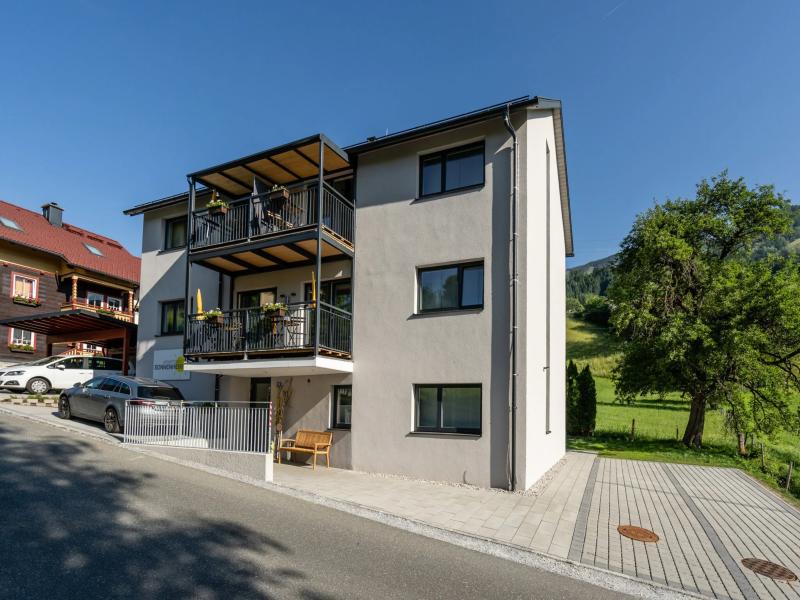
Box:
[8,343,34,353]
[200,308,224,325]
[96,307,116,316]
[207,197,229,217]
[261,302,288,318]
[12,295,40,307]
[269,185,290,203]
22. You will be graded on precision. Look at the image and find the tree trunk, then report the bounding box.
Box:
[737,432,747,456]
[682,395,706,448]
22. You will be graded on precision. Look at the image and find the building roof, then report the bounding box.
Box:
[0,200,141,285]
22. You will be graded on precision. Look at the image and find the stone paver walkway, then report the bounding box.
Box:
[275,451,595,559]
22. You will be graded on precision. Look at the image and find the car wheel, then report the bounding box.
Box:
[59,396,71,420]
[27,377,50,395]
[104,407,121,434]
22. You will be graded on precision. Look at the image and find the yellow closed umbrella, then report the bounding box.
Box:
[310,271,316,307]
[197,288,203,314]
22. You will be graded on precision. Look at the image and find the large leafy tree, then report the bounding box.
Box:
[609,172,800,448]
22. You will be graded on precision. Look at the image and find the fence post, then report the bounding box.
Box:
[760,442,765,471]
[630,418,636,441]
[787,461,794,491]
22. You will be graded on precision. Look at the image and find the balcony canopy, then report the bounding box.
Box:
[188,134,352,198]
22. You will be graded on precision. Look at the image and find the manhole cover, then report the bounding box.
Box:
[741,558,798,582]
[617,525,659,543]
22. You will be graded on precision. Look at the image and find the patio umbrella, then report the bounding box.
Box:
[197,288,203,314]
[310,271,316,307]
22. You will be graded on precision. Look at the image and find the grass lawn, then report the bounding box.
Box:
[566,317,800,504]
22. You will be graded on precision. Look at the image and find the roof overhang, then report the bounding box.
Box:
[188,133,352,198]
[0,310,137,348]
[184,356,353,377]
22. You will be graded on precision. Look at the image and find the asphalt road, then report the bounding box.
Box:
[0,413,630,600]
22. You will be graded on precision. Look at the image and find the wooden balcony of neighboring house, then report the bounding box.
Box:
[186,134,354,277]
[60,298,135,323]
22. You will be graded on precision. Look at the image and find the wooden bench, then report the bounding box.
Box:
[277,429,332,469]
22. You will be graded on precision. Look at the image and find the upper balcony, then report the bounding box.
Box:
[187,134,354,273]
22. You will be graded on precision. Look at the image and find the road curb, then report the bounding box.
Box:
[0,406,704,600]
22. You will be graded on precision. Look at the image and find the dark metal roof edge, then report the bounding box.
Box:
[187,133,350,181]
[345,96,537,155]
[124,188,211,216]
[0,308,139,328]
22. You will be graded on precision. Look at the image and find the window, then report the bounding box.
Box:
[99,378,120,392]
[418,262,483,312]
[138,385,183,400]
[0,217,21,230]
[59,357,87,369]
[106,296,122,311]
[83,377,104,389]
[304,279,352,312]
[332,385,352,429]
[12,273,38,300]
[87,291,105,307]
[116,381,131,396]
[164,217,187,250]
[161,301,185,336]
[8,328,35,348]
[238,288,277,309]
[84,243,104,256]
[419,142,484,198]
[91,357,122,371]
[414,385,481,435]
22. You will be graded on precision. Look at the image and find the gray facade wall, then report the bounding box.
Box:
[351,119,512,488]
[136,205,219,401]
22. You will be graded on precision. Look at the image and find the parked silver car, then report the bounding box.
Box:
[59,375,184,433]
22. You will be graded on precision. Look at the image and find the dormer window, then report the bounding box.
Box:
[84,243,104,256]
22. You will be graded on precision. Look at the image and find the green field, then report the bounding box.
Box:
[566,318,800,503]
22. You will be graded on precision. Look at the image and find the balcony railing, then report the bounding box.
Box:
[190,183,353,251]
[185,301,352,357]
[61,298,134,322]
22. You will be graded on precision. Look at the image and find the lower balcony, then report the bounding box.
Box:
[61,298,135,323]
[184,301,351,360]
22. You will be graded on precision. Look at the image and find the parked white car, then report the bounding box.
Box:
[0,355,124,395]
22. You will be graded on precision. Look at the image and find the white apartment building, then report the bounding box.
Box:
[124,96,573,490]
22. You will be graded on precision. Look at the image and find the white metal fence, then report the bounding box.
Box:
[123,401,271,454]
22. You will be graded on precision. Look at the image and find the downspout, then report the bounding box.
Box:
[503,105,518,492]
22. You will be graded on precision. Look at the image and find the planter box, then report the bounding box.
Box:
[209,205,228,216]
[205,314,225,326]
[269,188,290,203]
[8,346,34,353]
[12,297,40,307]
[264,308,287,318]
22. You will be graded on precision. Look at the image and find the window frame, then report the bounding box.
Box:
[413,384,482,435]
[84,243,104,256]
[8,327,35,349]
[11,272,39,300]
[163,216,188,251]
[160,300,185,336]
[418,141,485,198]
[331,384,352,430]
[416,261,484,314]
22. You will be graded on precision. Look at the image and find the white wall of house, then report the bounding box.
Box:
[518,109,567,489]
[136,204,219,401]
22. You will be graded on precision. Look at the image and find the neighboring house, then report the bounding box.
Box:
[0,200,140,369]
[124,96,573,490]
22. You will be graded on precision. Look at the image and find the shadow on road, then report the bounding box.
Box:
[0,420,303,599]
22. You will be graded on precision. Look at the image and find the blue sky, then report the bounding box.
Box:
[1,1,798,265]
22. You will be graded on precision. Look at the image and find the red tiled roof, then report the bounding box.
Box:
[0,200,140,285]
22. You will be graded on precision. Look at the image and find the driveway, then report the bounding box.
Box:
[570,458,800,600]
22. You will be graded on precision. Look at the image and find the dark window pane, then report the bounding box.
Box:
[420,267,459,311]
[99,378,119,392]
[421,155,442,196]
[445,146,483,191]
[165,218,187,249]
[417,387,439,428]
[161,301,184,335]
[334,386,352,427]
[138,386,183,400]
[441,387,481,431]
[461,265,484,307]
[118,383,131,396]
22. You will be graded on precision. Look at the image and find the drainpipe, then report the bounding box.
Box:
[503,105,518,492]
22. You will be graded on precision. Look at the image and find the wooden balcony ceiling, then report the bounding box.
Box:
[189,134,351,198]
[199,238,347,274]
